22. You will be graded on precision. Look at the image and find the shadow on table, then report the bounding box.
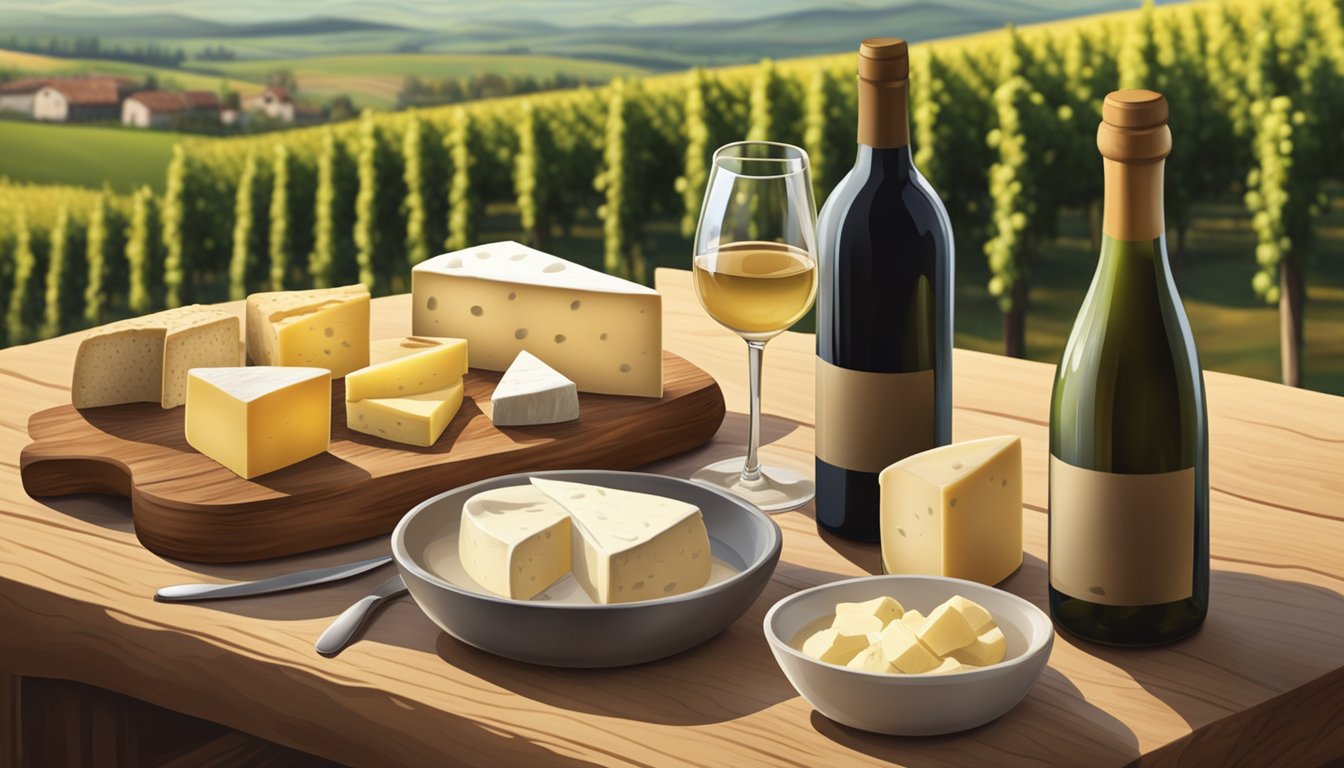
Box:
[809,665,1140,765]
[423,561,853,726]
[641,410,803,480]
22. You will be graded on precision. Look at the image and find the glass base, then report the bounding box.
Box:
[691,457,814,513]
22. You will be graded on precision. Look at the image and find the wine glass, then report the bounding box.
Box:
[691,141,819,512]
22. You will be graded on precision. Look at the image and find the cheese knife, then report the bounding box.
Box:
[315,574,408,657]
[155,555,393,603]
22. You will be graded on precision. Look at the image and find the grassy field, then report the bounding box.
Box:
[0,120,177,191]
[0,48,256,94]
[206,53,650,109]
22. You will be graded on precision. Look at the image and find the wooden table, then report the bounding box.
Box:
[2,268,1343,767]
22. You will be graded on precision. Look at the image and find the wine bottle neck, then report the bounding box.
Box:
[857,76,909,149]
[1102,158,1165,241]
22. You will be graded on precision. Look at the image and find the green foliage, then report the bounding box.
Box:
[42,206,84,337]
[229,151,266,300]
[6,215,42,344]
[125,185,160,314]
[84,190,111,325]
[402,113,430,265]
[268,143,292,290]
[161,144,188,308]
[446,106,482,254]
[309,129,358,288]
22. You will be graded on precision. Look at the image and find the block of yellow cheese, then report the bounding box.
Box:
[802,627,872,666]
[185,367,330,479]
[346,336,468,401]
[928,657,973,675]
[846,643,897,673]
[878,620,941,674]
[836,596,904,628]
[72,305,240,409]
[411,242,662,397]
[345,381,464,447]
[246,284,370,378]
[945,595,995,634]
[831,613,884,636]
[879,435,1023,585]
[948,627,1007,667]
[899,609,925,630]
[916,602,978,656]
[458,485,572,600]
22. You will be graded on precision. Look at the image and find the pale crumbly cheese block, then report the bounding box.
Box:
[345,380,464,448]
[458,485,571,600]
[802,627,872,666]
[490,350,580,426]
[72,305,241,409]
[878,435,1023,585]
[246,284,370,378]
[411,242,662,397]
[948,626,1007,667]
[346,337,467,402]
[530,477,711,604]
[184,367,330,479]
[836,596,904,628]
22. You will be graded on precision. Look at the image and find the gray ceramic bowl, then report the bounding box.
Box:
[764,575,1053,735]
[393,469,782,668]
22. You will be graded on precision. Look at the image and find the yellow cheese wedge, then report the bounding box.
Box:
[944,595,996,634]
[345,381,464,447]
[346,337,468,402]
[878,620,941,674]
[246,284,370,378]
[948,627,1007,667]
[879,435,1023,585]
[803,627,871,666]
[72,305,240,409]
[916,603,978,656]
[846,643,897,673]
[185,367,330,479]
[836,596,904,628]
[458,485,572,600]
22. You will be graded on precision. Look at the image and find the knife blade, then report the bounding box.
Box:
[155,555,393,603]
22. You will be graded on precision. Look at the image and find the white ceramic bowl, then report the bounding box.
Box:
[763,574,1053,736]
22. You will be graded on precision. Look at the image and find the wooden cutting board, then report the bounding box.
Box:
[19,351,724,563]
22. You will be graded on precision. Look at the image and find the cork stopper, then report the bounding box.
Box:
[859,38,909,82]
[1097,89,1171,163]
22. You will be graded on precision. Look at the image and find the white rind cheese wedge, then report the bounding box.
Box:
[72,305,241,409]
[346,380,464,447]
[185,367,330,479]
[458,485,572,600]
[246,284,370,378]
[879,435,1023,585]
[411,242,662,397]
[491,351,579,426]
[530,477,711,604]
[346,336,468,402]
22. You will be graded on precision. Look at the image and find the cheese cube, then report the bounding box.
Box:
[346,337,467,401]
[345,381,464,447]
[184,367,330,479]
[917,603,978,656]
[412,242,662,397]
[831,613,884,636]
[836,596,904,628]
[944,595,996,634]
[72,306,240,409]
[878,620,941,674]
[928,657,972,675]
[899,609,925,629]
[458,485,571,600]
[246,284,370,378]
[530,478,711,604]
[490,351,580,426]
[802,628,871,666]
[846,643,897,673]
[879,435,1023,585]
[948,627,1007,667]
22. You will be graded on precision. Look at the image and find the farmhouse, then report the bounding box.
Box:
[0,78,52,116]
[32,78,130,122]
[242,85,296,123]
[122,90,221,128]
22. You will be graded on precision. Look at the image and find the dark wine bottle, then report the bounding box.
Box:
[1048,89,1209,646]
[815,37,954,542]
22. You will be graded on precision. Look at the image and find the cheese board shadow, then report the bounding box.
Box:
[20,351,725,564]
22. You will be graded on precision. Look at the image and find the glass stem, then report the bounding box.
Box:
[743,339,765,483]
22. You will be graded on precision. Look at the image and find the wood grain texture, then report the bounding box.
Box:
[0,271,1340,767]
[19,351,724,563]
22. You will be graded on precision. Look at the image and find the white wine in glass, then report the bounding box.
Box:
[691,141,819,512]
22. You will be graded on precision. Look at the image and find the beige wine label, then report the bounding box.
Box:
[815,357,935,474]
[1049,455,1195,606]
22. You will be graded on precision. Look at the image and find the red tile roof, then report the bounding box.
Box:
[44,78,122,106]
[0,78,53,95]
[263,85,292,102]
[128,90,221,113]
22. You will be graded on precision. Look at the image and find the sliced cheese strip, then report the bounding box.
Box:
[458,485,571,600]
[72,305,240,409]
[185,366,330,479]
[530,477,711,604]
[345,381,464,447]
[346,336,467,401]
[412,241,662,397]
[246,284,370,378]
[491,351,579,426]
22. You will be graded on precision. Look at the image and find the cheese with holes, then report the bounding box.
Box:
[879,435,1023,585]
[411,242,661,397]
[185,367,330,479]
[490,351,579,426]
[458,485,572,600]
[346,381,464,447]
[530,477,710,604]
[346,336,467,401]
[72,306,241,409]
[246,284,370,378]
